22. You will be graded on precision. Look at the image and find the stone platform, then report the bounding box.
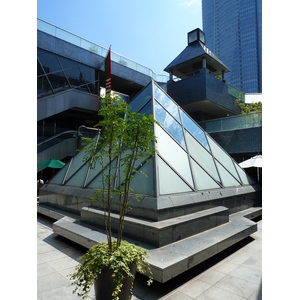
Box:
[37,203,261,283]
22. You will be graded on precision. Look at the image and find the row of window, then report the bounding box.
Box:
[37,48,99,97]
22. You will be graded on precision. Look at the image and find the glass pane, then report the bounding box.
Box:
[207,135,240,182]
[38,51,62,74]
[87,158,118,189]
[157,156,192,195]
[153,83,180,122]
[129,159,154,195]
[65,164,89,187]
[78,63,94,83]
[37,75,52,96]
[49,162,70,184]
[155,101,186,149]
[85,154,110,186]
[216,161,241,187]
[65,136,98,182]
[139,100,152,116]
[185,130,220,184]
[191,159,220,190]
[129,83,152,113]
[155,124,193,188]
[37,59,44,76]
[234,162,255,185]
[180,109,210,151]
[47,71,69,91]
[58,56,85,87]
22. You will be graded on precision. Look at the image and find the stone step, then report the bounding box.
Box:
[80,206,229,247]
[51,206,261,283]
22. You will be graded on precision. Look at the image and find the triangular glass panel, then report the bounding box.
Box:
[154,100,186,149]
[215,161,241,187]
[49,160,70,185]
[129,158,154,196]
[206,135,241,183]
[157,156,193,195]
[155,124,194,188]
[180,108,210,151]
[184,130,220,184]
[129,83,152,113]
[65,163,89,187]
[191,159,220,190]
[153,83,180,122]
[234,161,255,185]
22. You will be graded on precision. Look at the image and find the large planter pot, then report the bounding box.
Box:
[94,263,137,300]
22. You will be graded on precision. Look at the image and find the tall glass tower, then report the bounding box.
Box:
[202,0,262,93]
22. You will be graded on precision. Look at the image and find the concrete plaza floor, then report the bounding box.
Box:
[37,214,262,300]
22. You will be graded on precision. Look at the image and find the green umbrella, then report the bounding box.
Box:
[37,158,66,169]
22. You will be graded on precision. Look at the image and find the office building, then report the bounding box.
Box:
[202,0,262,93]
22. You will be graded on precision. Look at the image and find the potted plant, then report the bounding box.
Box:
[69,93,158,300]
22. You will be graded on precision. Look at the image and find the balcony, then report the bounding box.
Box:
[166,68,241,121]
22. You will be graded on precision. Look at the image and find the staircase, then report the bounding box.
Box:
[37,203,261,283]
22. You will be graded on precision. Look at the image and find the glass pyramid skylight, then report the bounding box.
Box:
[50,81,255,196]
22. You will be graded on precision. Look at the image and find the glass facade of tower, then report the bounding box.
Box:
[202,0,262,93]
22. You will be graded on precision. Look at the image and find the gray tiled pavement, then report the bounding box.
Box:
[37,214,262,300]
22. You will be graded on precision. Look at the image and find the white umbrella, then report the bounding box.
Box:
[239,155,262,168]
[239,155,262,183]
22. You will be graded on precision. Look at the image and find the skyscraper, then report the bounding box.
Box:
[202,0,262,93]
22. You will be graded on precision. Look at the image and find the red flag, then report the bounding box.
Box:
[105,48,111,94]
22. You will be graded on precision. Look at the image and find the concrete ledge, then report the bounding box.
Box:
[46,205,261,283]
[147,215,257,282]
[81,206,229,247]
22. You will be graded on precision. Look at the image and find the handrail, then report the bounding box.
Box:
[37,18,168,83]
[37,130,78,147]
[199,112,262,133]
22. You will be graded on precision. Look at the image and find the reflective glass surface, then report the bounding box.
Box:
[58,56,85,87]
[38,51,62,74]
[234,162,255,185]
[155,101,186,149]
[153,84,180,122]
[37,76,52,95]
[207,135,240,183]
[155,124,193,188]
[185,130,220,184]
[64,135,98,182]
[216,161,241,187]
[129,159,154,195]
[37,48,99,97]
[87,158,118,189]
[180,109,210,151]
[157,156,192,195]
[191,159,220,190]
[129,83,152,113]
[66,164,89,187]
[139,100,152,116]
[49,161,70,184]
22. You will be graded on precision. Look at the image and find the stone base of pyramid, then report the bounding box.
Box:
[38,199,261,283]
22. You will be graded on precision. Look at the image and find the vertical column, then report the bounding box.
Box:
[169,70,173,81]
[202,57,206,69]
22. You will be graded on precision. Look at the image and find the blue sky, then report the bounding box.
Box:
[37,0,202,75]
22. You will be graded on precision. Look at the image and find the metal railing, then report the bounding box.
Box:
[37,19,168,83]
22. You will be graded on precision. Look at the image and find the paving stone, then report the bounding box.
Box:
[37,262,56,277]
[195,269,225,286]
[214,274,259,298]
[229,265,261,285]
[212,260,239,274]
[179,279,211,298]
[196,286,245,300]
